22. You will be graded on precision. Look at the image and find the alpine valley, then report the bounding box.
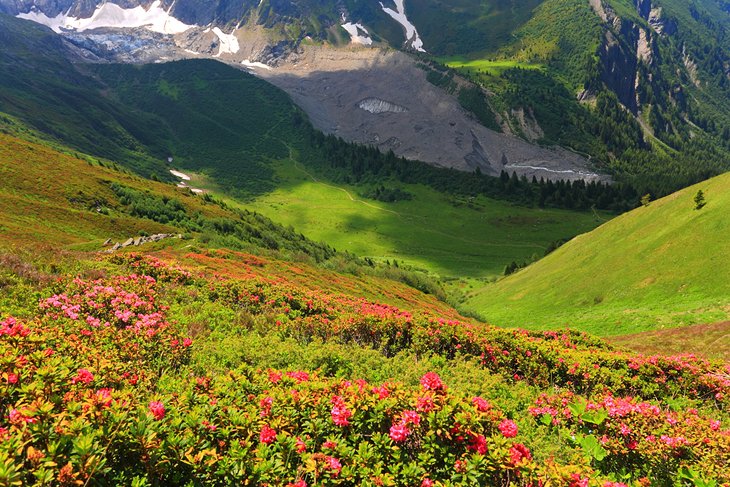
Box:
[0,0,729,485]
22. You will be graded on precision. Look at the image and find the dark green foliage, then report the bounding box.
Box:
[109,183,338,261]
[304,129,638,212]
[457,87,500,131]
[362,185,414,202]
[694,189,707,210]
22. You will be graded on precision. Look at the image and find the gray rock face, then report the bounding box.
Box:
[104,233,180,252]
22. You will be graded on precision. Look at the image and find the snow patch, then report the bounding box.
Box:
[18,0,195,34]
[212,27,240,57]
[341,22,373,46]
[358,97,408,114]
[241,60,272,70]
[169,169,191,180]
[379,0,425,52]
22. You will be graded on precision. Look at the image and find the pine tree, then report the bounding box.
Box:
[694,190,707,210]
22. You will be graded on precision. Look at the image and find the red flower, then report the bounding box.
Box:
[467,434,488,454]
[331,396,353,426]
[295,437,307,453]
[421,479,434,487]
[71,368,94,385]
[182,338,193,347]
[324,456,342,476]
[416,395,436,412]
[286,480,306,487]
[149,401,165,420]
[472,396,490,412]
[322,440,338,449]
[509,443,532,465]
[401,410,420,425]
[569,474,589,487]
[260,424,277,444]
[420,372,445,391]
[389,422,410,442]
[498,419,518,438]
[6,373,18,384]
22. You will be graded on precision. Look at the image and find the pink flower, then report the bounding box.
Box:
[389,422,410,442]
[286,480,306,487]
[260,396,273,417]
[509,443,532,465]
[260,424,277,444]
[401,410,420,425]
[372,385,390,399]
[467,434,488,454]
[72,368,94,385]
[324,456,342,476]
[421,479,434,487]
[149,401,165,420]
[322,440,338,449]
[268,370,282,383]
[420,372,445,391]
[331,396,353,426]
[182,338,193,347]
[569,474,589,487]
[709,419,721,431]
[6,373,18,385]
[295,437,307,453]
[416,395,435,412]
[498,419,518,438]
[472,396,491,412]
[95,388,113,408]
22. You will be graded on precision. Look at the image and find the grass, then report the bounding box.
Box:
[608,321,730,361]
[464,172,730,335]
[216,158,606,279]
[442,58,543,76]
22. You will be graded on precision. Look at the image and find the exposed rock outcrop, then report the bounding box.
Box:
[106,233,181,252]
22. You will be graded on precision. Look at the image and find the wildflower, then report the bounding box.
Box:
[420,372,445,391]
[498,419,518,438]
[472,396,491,412]
[372,385,390,399]
[331,396,353,426]
[149,401,165,420]
[71,368,94,385]
[183,338,193,347]
[324,456,342,476]
[6,373,18,385]
[389,422,410,442]
[509,443,532,465]
[401,410,420,425]
[467,434,488,454]
[295,437,307,453]
[421,479,434,487]
[260,424,277,444]
[286,480,306,487]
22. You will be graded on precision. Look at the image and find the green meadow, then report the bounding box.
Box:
[464,172,730,335]
[191,159,606,279]
[442,58,543,76]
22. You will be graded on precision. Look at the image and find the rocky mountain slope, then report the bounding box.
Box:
[1,0,728,192]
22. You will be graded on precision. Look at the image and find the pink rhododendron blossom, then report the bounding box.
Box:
[324,456,342,476]
[420,372,445,391]
[509,443,532,465]
[389,422,410,442]
[72,368,94,385]
[149,401,165,420]
[498,419,518,438]
[472,396,491,412]
[260,425,277,444]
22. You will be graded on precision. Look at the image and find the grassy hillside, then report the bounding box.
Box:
[214,159,604,278]
[464,172,730,335]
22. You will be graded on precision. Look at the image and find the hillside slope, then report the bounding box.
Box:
[465,172,730,335]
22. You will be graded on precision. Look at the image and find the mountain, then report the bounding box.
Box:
[1,130,729,486]
[464,170,730,335]
[2,0,729,196]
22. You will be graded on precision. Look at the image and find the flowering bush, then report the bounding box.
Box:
[0,253,728,485]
